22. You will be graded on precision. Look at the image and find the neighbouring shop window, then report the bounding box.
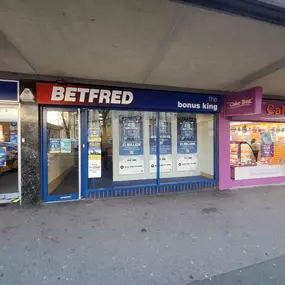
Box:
[0,107,19,195]
[230,122,285,180]
[88,110,215,190]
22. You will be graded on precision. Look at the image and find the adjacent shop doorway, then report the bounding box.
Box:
[42,108,81,202]
[0,106,20,202]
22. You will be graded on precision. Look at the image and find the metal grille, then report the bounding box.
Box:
[88,181,217,199]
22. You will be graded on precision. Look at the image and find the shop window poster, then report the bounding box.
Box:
[260,132,274,157]
[106,118,112,145]
[149,118,172,155]
[10,122,17,131]
[149,116,173,173]
[119,116,143,156]
[119,156,145,175]
[61,138,72,153]
[119,115,144,175]
[149,117,157,155]
[88,121,101,142]
[149,156,173,173]
[49,138,61,153]
[177,117,197,154]
[88,142,101,178]
[10,132,18,143]
[177,154,198,172]
[0,146,6,167]
[177,117,198,171]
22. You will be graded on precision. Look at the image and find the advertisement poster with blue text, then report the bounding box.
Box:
[119,115,144,175]
[49,138,61,153]
[149,116,173,173]
[177,117,198,171]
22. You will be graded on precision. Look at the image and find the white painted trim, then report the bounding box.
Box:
[45,199,79,204]
[232,182,285,189]
[233,165,285,180]
[18,105,22,205]
[0,79,19,82]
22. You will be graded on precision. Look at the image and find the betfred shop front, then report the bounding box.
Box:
[219,87,285,189]
[36,82,221,202]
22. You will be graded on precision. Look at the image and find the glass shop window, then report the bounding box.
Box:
[87,110,215,190]
[87,110,158,189]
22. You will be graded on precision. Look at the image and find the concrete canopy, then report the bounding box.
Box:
[0,0,285,95]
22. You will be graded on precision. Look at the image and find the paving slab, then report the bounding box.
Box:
[1,186,285,284]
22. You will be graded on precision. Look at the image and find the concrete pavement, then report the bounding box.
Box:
[191,255,285,285]
[1,185,285,284]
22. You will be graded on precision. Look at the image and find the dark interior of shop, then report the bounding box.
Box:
[0,119,18,195]
[0,171,18,194]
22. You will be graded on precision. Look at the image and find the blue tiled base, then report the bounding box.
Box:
[88,181,217,199]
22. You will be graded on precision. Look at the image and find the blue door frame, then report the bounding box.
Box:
[41,106,219,202]
[81,108,88,199]
[41,106,86,202]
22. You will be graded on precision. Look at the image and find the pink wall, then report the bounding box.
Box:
[218,114,231,189]
[218,113,285,190]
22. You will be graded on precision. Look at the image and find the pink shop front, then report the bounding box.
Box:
[219,87,285,189]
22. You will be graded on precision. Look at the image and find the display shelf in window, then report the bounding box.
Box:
[230,142,239,166]
[230,141,256,167]
[230,141,257,180]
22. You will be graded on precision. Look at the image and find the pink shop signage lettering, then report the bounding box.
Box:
[228,98,253,108]
[224,87,262,116]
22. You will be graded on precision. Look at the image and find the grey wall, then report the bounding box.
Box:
[20,102,40,204]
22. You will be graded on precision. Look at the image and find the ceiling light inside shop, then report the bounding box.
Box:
[230,122,253,125]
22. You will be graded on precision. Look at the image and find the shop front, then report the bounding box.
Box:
[36,83,221,202]
[0,80,20,204]
[219,87,285,189]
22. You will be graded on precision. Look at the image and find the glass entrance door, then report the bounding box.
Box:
[42,108,81,202]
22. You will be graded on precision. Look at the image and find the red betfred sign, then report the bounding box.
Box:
[36,83,134,106]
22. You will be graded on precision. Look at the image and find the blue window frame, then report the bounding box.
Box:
[40,106,218,202]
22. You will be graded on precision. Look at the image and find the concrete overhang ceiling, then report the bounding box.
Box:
[1,0,285,95]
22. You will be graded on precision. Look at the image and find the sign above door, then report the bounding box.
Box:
[36,82,221,113]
